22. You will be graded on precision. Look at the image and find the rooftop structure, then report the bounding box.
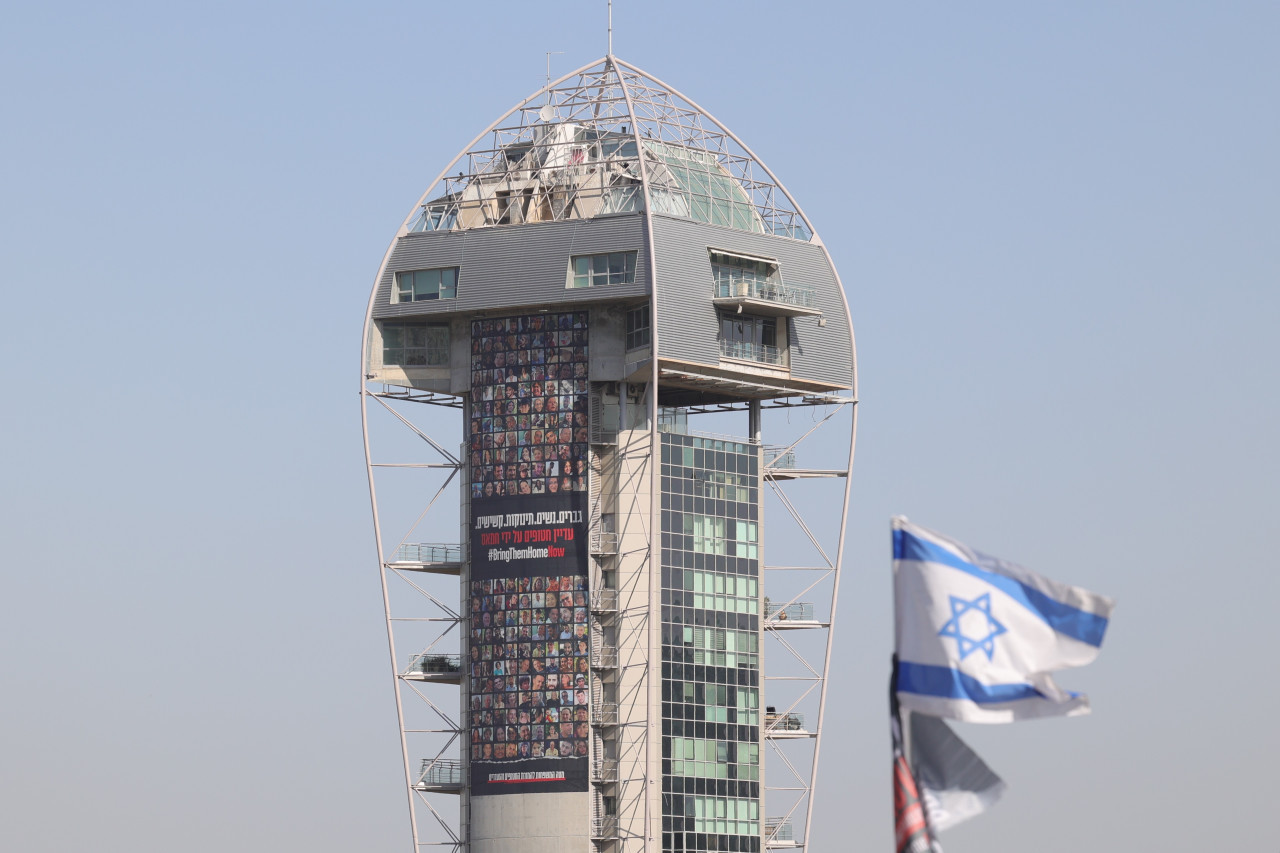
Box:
[361,55,857,853]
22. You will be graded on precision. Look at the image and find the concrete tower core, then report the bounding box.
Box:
[361,56,857,853]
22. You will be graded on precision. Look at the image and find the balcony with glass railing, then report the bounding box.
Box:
[764,445,797,469]
[765,817,799,847]
[763,445,848,481]
[712,270,821,318]
[403,652,462,683]
[719,339,787,366]
[414,759,463,792]
[764,709,812,738]
[763,600,817,626]
[388,543,463,574]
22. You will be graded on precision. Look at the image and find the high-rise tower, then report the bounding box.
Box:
[361,57,857,853]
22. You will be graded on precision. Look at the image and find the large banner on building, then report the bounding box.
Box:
[467,312,591,796]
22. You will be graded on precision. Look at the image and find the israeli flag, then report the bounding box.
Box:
[893,517,1114,723]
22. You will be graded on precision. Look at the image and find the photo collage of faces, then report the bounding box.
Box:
[469,574,591,762]
[469,313,590,499]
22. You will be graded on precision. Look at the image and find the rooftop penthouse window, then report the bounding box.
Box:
[382,324,450,367]
[711,251,777,297]
[568,251,637,288]
[710,249,818,316]
[394,267,458,303]
[719,314,784,367]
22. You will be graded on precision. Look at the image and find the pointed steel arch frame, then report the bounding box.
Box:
[362,55,858,853]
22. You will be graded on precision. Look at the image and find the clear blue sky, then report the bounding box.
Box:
[1,2,1276,851]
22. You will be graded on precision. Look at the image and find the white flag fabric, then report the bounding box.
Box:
[893,517,1114,723]
[909,712,1005,831]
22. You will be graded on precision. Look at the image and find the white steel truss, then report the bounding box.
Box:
[361,389,468,852]
[362,55,858,853]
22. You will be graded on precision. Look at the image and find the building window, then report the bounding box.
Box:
[625,304,650,350]
[719,314,782,365]
[394,267,458,303]
[710,251,778,299]
[382,324,450,367]
[569,251,637,288]
[684,515,758,559]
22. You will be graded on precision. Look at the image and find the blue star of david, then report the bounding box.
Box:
[937,592,1007,661]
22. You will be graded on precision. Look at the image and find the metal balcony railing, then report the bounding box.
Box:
[591,758,619,782]
[714,278,817,309]
[764,601,815,622]
[719,339,786,366]
[591,816,619,839]
[591,531,619,555]
[407,652,462,676]
[591,588,619,613]
[765,817,795,842]
[591,702,619,726]
[591,644,619,669]
[764,446,797,469]
[416,759,463,788]
[764,711,806,733]
[393,543,462,564]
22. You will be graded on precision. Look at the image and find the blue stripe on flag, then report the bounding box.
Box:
[897,661,1044,704]
[894,529,1108,647]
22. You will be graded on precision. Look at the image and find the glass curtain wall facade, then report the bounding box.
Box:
[659,432,762,853]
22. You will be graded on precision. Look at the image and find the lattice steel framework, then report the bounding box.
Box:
[401,58,810,240]
[361,55,858,853]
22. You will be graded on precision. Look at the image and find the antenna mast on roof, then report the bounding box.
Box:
[545,50,565,101]
[608,0,613,56]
